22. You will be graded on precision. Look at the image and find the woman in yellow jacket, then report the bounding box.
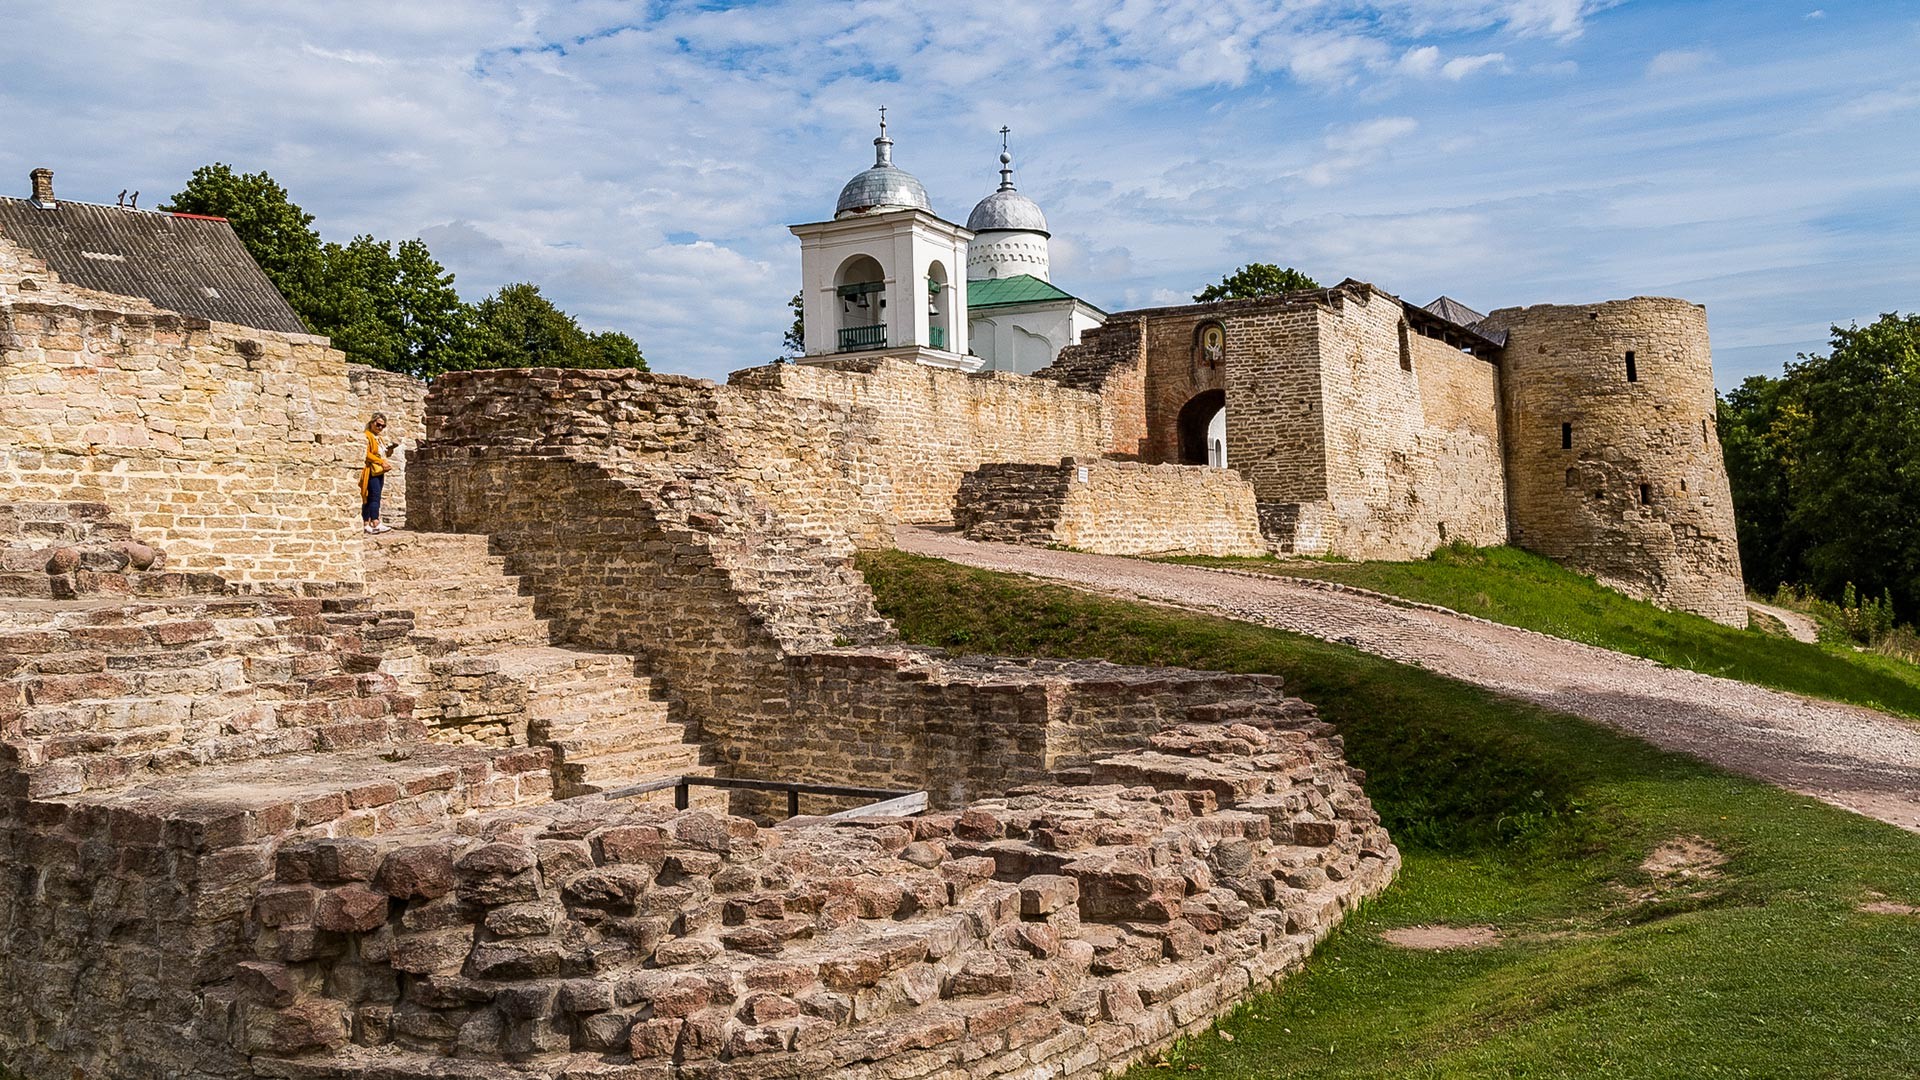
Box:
[361,413,396,535]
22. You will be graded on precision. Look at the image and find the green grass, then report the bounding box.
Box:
[1168,543,1920,722]
[859,549,1920,1079]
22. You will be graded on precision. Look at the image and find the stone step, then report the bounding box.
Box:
[555,744,708,794]
[540,715,686,758]
[487,646,630,683]
[366,575,530,604]
[417,619,554,651]
[383,593,544,631]
[526,682,659,717]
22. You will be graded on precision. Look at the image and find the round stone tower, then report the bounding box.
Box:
[1479,297,1746,626]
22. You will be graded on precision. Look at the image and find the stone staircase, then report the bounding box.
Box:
[362,530,710,798]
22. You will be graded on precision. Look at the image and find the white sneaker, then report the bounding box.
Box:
[364,523,376,535]
[370,523,393,535]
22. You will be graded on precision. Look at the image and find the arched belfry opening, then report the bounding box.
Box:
[835,254,887,352]
[926,260,951,352]
[1177,389,1227,467]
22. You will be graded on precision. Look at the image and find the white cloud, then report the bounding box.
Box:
[1303,117,1420,186]
[1442,52,1509,79]
[1647,49,1714,78]
[1,0,1916,390]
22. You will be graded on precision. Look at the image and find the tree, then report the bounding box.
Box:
[1194,264,1321,303]
[460,283,646,372]
[168,164,647,377]
[1717,374,1803,593]
[311,236,475,378]
[163,164,326,323]
[1777,314,1920,618]
[781,291,805,359]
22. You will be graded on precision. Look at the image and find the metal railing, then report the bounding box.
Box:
[838,324,887,351]
[602,774,928,819]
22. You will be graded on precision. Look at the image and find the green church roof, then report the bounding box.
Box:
[966,274,1082,309]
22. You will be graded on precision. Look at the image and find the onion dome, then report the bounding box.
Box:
[835,113,933,219]
[966,149,1049,237]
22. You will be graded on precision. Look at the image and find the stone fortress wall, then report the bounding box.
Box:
[1033,285,1509,561]
[955,458,1269,557]
[1480,298,1746,624]
[0,353,1399,1079]
[733,355,1111,526]
[0,234,367,588]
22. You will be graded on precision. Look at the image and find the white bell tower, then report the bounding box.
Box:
[790,109,979,372]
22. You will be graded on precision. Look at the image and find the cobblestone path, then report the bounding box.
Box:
[897,527,1920,833]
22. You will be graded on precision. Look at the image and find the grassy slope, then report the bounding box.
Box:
[859,550,1920,1079]
[1171,545,1920,722]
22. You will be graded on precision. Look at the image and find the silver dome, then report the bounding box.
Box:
[966,146,1049,236]
[967,188,1048,236]
[835,120,933,219]
[836,164,932,218]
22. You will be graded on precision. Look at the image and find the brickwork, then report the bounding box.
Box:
[0,592,423,798]
[226,705,1394,1080]
[1308,291,1507,558]
[346,365,426,528]
[955,458,1269,557]
[1036,318,1150,459]
[1085,286,1507,560]
[0,742,556,1080]
[0,341,1402,1080]
[0,234,366,587]
[737,357,1109,525]
[1480,298,1746,624]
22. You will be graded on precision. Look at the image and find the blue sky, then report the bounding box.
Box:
[4,1,1917,387]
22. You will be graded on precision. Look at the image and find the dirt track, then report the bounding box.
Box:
[897,527,1920,833]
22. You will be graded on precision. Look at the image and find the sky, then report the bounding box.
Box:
[4,1,1918,388]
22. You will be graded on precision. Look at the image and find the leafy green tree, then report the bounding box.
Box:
[1717,374,1803,592]
[1778,314,1920,617]
[1194,263,1321,303]
[163,164,326,322]
[169,164,645,377]
[460,283,646,372]
[312,236,476,377]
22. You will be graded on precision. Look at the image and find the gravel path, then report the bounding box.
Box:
[897,527,1920,833]
[1747,600,1821,644]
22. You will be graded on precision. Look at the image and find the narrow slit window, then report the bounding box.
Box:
[1625,350,1637,382]
[1561,422,1572,449]
[1639,483,1652,505]
[1398,321,1412,371]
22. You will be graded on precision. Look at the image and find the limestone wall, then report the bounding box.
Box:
[226,707,1395,1080]
[345,366,427,528]
[0,739,555,1080]
[1100,289,1504,559]
[735,357,1108,526]
[0,234,366,587]
[1480,297,1746,624]
[1036,318,1150,459]
[422,367,891,549]
[1309,291,1507,558]
[955,458,1269,557]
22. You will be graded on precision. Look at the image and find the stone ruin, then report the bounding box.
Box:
[0,234,1399,1079]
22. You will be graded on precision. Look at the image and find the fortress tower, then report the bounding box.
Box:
[1479,297,1746,625]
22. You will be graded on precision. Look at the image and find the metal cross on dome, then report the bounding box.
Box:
[879,105,887,137]
[1000,126,1010,153]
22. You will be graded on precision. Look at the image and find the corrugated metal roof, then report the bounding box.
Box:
[966,274,1078,308]
[0,197,307,333]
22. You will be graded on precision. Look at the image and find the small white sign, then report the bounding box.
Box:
[1076,466,1089,483]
